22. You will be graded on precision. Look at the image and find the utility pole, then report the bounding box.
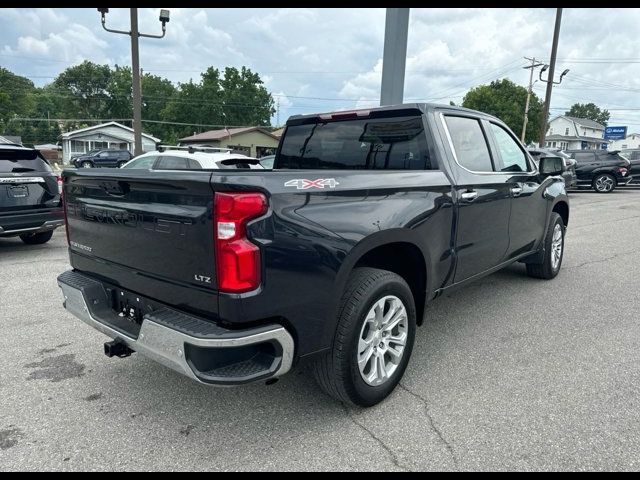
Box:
[521,57,543,143]
[380,8,410,106]
[538,8,563,147]
[98,8,170,156]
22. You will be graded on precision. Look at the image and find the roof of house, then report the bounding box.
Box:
[179,126,279,143]
[0,135,22,144]
[270,127,285,138]
[545,134,606,143]
[559,116,606,129]
[61,121,160,142]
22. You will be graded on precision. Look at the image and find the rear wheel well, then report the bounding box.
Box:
[553,201,569,227]
[354,242,427,325]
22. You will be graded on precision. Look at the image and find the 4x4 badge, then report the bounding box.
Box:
[284,179,340,190]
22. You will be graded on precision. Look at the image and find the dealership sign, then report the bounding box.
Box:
[604,126,627,140]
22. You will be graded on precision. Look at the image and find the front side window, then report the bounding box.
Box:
[278,116,432,170]
[444,116,493,172]
[121,155,156,169]
[490,123,529,172]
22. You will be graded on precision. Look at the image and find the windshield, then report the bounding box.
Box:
[0,149,52,173]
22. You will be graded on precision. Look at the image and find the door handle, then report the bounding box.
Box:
[460,190,478,202]
[511,186,523,197]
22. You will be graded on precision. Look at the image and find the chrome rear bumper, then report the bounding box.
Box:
[57,270,295,385]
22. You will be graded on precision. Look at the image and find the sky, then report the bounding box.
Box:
[1,7,640,131]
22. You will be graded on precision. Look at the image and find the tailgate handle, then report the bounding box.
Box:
[99,181,129,197]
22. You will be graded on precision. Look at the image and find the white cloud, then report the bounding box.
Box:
[1,8,639,127]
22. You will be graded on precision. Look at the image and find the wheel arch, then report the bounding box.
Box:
[334,230,432,326]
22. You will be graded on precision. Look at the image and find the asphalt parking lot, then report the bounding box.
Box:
[1,186,640,471]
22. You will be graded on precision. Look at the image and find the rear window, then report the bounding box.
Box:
[0,149,52,173]
[277,116,433,170]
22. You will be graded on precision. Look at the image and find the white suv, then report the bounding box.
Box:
[121,146,264,170]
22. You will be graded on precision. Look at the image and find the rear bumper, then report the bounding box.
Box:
[0,209,64,237]
[57,270,295,386]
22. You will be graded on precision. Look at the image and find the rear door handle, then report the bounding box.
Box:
[511,186,523,197]
[460,190,478,202]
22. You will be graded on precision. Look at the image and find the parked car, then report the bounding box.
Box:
[619,149,640,183]
[527,148,577,189]
[57,103,569,407]
[72,149,133,169]
[0,144,64,244]
[562,149,631,193]
[259,154,276,169]
[121,146,265,170]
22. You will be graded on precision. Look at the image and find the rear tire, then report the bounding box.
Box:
[313,267,416,407]
[593,173,616,193]
[526,212,564,280]
[20,230,54,245]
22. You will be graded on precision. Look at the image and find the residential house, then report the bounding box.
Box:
[60,122,160,163]
[178,127,280,158]
[544,116,608,150]
[609,133,640,151]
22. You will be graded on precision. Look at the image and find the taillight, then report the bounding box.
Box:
[57,175,63,195]
[214,192,268,293]
[618,167,628,175]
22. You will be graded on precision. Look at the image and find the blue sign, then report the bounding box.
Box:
[604,126,627,140]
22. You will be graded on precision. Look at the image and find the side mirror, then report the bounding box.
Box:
[539,156,564,176]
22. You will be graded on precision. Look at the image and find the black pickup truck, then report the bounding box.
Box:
[57,104,569,407]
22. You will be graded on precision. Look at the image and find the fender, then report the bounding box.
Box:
[332,228,435,311]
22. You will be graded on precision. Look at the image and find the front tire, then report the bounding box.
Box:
[526,212,565,279]
[20,230,54,245]
[593,173,616,193]
[313,267,417,407]
[81,161,93,168]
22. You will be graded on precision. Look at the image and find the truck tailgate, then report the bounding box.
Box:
[64,170,217,290]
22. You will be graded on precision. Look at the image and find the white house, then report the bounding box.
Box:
[60,122,160,163]
[544,115,607,150]
[609,133,640,151]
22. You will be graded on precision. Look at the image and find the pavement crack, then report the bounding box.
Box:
[398,383,459,469]
[342,404,409,472]
[566,247,640,270]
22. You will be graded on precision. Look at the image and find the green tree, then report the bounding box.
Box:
[51,60,112,119]
[565,103,610,126]
[220,66,275,127]
[462,79,543,144]
[0,67,36,123]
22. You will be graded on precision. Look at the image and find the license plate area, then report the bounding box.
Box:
[107,287,160,326]
[8,185,29,198]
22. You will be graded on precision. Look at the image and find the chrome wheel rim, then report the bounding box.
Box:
[357,295,408,387]
[595,175,614,192]
[551,223,563,270]
[82,163,92,168]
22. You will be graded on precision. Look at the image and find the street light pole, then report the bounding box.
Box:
[538,8,563,148]
[98,8,170,156]
[521,57,543,143]
[129,8,143,156]
[380,8,410,106]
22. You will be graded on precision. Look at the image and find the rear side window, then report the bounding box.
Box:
[0,149,52,173]
[156,156,189,170]
[572,152,595,162]
[277,116,432,170]
[444,116,494,172]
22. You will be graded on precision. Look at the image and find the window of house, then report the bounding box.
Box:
[550,128,554,135]
[70,140,88,153]
[565,128,569,135]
